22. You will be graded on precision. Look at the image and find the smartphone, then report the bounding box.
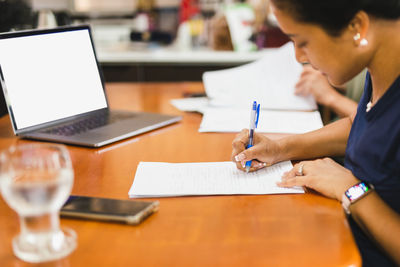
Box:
[60,195,159,225]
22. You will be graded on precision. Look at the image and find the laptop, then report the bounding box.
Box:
[0,25,181,147]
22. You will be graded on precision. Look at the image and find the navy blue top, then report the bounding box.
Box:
[345,73,400,267]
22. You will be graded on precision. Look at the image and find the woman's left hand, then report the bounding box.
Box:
[278,157,359,200]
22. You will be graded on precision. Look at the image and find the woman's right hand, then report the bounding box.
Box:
[231,129,283,172]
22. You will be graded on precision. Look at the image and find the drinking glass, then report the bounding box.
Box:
[0,144,76,263]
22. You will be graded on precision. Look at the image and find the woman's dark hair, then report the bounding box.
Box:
[271,0,400,36]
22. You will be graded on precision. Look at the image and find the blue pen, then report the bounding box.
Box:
[245,101,260,172]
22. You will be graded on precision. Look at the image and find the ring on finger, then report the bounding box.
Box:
[297,163,304,176]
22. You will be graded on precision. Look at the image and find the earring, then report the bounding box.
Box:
[353,33,368,47]
[360,38,368,47]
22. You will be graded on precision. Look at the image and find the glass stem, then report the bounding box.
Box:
[20,212,60,235]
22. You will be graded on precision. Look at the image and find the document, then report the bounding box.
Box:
[202,43,317,111]
[199,107,323,134]
[129,161,304,198]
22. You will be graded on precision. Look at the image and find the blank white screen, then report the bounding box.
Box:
[0,29,107,130]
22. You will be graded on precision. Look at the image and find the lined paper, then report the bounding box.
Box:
[129,161,304,198]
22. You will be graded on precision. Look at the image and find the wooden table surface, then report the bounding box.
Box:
[0,82,360,267]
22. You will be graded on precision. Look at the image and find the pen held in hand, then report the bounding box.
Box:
[245,101,260,172]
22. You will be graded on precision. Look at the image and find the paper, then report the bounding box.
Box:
[129,161,304,198]
[170,97,209,113]
[199,107,323,134]
[202,43,317,110]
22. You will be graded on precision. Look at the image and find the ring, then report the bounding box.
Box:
[298,164,304,176]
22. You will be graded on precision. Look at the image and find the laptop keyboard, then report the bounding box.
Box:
[42,112,135,136]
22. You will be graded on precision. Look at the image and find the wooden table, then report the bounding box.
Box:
[0,82,361,267]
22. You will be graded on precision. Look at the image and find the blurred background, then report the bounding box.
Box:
[0,0,290,83]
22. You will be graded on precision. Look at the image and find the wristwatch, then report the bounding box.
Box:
[341,181,374,215]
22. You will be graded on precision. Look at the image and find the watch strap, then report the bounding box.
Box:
[341,181,374,215]
[342,193,352,215]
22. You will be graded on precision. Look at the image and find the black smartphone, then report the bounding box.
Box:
[60,195,159,225]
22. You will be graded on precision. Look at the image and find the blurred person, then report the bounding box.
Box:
[210,0,290,50]
[249,0,290,48]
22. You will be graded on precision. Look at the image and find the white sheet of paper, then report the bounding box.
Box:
[199,107,323,134]
[202,43,316,110]
[129,161,304,198]
[170,97,209,113]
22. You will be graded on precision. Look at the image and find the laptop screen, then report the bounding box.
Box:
[0,27,107,131]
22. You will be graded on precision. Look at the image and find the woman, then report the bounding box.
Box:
[231,0,400,266]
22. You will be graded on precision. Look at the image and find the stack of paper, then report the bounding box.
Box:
[197,43,324,134]
[202,43,317,110]
[129,161,304,198]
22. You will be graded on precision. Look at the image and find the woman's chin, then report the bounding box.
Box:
[326,75,348,88]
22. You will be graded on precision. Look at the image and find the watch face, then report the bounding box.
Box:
[345,182,371,201]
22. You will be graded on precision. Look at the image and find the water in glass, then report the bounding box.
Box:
[0,144,76,263]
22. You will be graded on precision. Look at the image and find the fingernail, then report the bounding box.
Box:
[235,153,246,162]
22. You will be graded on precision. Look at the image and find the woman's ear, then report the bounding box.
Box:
[348,11,370,47]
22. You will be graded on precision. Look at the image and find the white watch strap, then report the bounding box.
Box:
[341,193,351,215]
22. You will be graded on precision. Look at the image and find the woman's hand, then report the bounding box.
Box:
[295,65,339,106]
[278,157,359,200]
[231,129,282,172]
